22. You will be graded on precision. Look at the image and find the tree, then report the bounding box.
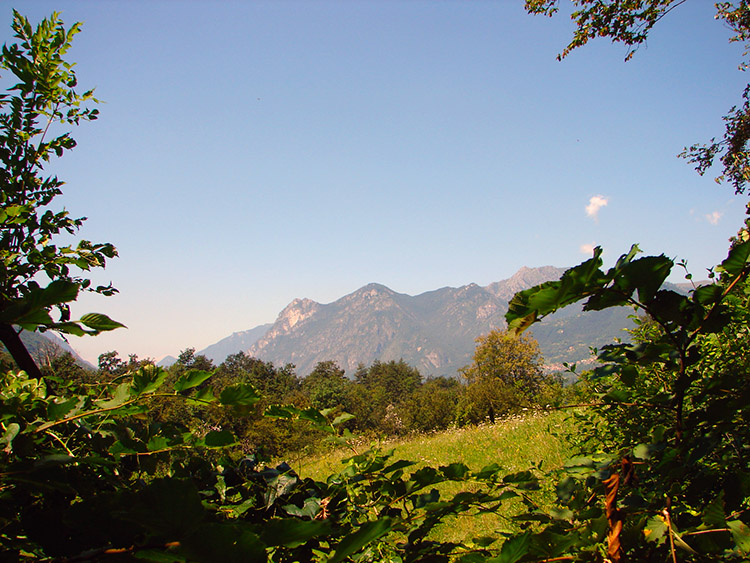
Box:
[351,359,423,434]
[302,360,351,410]
[0,11,123,379]
[460,330,544,389]
[174,347,214,373]
[399,376,462,432]
[525,0,750,195]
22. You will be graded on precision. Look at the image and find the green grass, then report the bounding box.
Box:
[296,410,576,543]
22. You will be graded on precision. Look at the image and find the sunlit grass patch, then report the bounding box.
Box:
[297,410,576,543]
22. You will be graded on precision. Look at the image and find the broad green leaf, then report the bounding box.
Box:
[693,283,723,305]
[109,440,140,456]
[187,385,215,405]
[643,514,668,543]
[506,249,605,333]
[332,412,355,425]
[503,471,536,484]
[47,396,82,420]
[173,369,212,393]
[147,436,170,452]
[632,443,659,460]
[623,254,673,304]
[701,491,726,528]
[297,407,329,427]
[47,321,87,336]
[33,279,80,307]
[97,381,131,408]
[131,365,167,396]
[491,531,531,563]
[79,312,126,332]
[619,365,638,387]
[264,404,298,419]
[0,423,20,447]
[716,239,750,277]
[441,462,470,479]
[219,383,261,407]
[329,517,394,563]
[203,429,236,447]
[282,497,321,519]
[413,488,440,508]
[728,520,750,554]
[259,518,331,548]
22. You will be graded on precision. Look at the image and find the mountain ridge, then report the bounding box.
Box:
[192,265,646,377]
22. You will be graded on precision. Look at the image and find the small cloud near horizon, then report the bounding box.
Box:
[585,195,608,221]
[580,243,596,255]
[706,211,722,225]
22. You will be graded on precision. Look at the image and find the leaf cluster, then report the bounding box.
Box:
[0,11,121,353]
[497,241,750,561]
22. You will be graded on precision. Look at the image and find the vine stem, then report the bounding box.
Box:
[44,429,74,457]
[663,508,677,563]
[34,393,214,433]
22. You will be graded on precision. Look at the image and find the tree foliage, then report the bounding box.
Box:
[526,0,750,194]
[501,241,750,561]
[0,11,123,378]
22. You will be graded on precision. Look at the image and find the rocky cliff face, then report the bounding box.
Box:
[242,266,618,378]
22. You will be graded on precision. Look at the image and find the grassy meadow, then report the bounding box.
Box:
[296,410,577,543]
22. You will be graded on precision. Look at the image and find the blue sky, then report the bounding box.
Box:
[3,1,748,364]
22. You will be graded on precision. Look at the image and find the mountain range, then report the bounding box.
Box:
[195,266,638,378]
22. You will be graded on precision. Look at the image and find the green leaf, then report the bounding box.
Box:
[47,396,81,420]
[264,404,298,419]
[173,369,213,393]
[187,386,216,405]
[97,381,132,408]
[332,412,355,425]
[728,520,750,554]
[203,429,236,447]
[131,365,168,396]
[441,462,470,479]
[147,436,170,452]
[716,239,750,277]
[693,283,723,306]
[633,443,659,460]
[259,518,332,548]
[701,491,726,528]
[619,365,638,387]
[0,423,20,448]
[492,531,531,563]
[506,249,605,333]
[643,514,668,543]
[219,383,261,407]
[297,407,330,427]
[79,312,126,332]
[413,488,440,508]
[329,518,394,563]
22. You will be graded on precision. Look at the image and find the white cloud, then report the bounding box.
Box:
[585,195,608,221]
[706,211,722,225]
[580,243,596,255]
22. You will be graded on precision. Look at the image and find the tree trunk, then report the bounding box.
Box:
[0,323,43,379]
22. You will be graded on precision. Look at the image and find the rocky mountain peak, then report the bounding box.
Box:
[486,265,567,301]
